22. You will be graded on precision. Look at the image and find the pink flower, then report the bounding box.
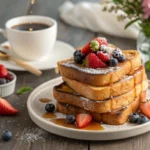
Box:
[142,0,150,19]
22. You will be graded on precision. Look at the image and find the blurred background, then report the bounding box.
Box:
[0,0,136,49]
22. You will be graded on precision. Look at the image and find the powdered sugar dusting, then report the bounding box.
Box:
[19,127,50,142]
[119,75,133,82]
[62,61,120,75]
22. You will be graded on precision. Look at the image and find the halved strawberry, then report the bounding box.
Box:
[0,65,8,78]
[81,42,92,54]
[85,53,107,68]
[76,113,92,128]
[97,51,110,62]
[94,37,108,46]
[0,98,18,115]
[140,100,150,118]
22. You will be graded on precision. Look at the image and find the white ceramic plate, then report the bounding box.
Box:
[0,41,75,71]
[27,77,150,141]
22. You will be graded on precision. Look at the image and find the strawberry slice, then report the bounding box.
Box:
[0,65,8,78]
[85,53,107,68]
[94,37,108,46]
[76,113,92,128]
[0,98,18,115]
[140,100,150,118]
[97,51,110,62]
[81,42,92,54]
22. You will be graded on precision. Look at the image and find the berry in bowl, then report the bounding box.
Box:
[0,65,16,97]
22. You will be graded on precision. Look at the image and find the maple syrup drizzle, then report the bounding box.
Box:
[43,112,104,130]
[39,98,51,103]
[43,112,57,118]
[141,67,143,92]
[50,118,104,130]
[109,72,113,111]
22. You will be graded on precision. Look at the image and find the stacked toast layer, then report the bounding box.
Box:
[54,50,148,125]
[58,50,141,86]
[54,80,148,113]
[57,91,146,125]
[62,66,145,101]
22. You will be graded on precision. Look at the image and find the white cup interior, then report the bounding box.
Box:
[6,15,56,32]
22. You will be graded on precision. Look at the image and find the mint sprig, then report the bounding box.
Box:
[17,86,33,95]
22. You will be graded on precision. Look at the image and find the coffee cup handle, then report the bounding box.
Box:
[0,28,6,38]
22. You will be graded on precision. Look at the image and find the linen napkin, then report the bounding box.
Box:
[59,1,140,39]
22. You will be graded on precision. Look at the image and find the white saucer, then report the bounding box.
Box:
[0,41,75,71]
[27,77,150,141]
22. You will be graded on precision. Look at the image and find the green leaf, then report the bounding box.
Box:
[17,86,33,95]
[140,20,150,38]
[125,18,140,29]
[113,0,122,4]
[145,61,150,72]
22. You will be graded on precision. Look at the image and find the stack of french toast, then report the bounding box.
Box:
[53,37,148,125]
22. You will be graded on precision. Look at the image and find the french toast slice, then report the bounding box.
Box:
[62,66,146,101]
[57,91,146,125]
[58,50,141,86]
[53,80,148,113]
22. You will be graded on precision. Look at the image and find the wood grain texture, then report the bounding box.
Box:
[0,0,149,150]
[90,132,150,150]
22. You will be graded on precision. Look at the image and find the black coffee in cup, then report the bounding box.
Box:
[11,23,50,31]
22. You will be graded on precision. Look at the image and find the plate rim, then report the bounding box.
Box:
[27,77,150,137]
[1,41,75,71]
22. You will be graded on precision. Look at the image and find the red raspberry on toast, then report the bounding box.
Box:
[94,37,108,46]
[85,53,106,68]
[97,51,110,62]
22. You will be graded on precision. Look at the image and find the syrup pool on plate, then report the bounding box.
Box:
[42,112,104,131]
[39,98,51,103]
[40,98,104,130]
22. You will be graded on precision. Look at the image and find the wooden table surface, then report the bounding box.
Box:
[0,0,150,150]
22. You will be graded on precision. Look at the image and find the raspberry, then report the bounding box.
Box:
[97,51,110,62]
[94,37,108,46]
[85,53,106,68]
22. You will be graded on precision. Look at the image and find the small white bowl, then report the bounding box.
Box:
[0,71,16,97]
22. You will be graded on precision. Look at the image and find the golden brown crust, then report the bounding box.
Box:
[62,66,146,101]
[53,80,148,113]
[57,91,145,125]
[58,50,141,86]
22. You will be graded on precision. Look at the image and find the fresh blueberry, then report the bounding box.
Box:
[45,104,55,112]
[118,55,126,62]
[0,78,7,85]
[112,49,122,58]
[74,50,81,56]
[6,80,11,83]
[1,131,13,141]
[74,55,83,64]
[108,58,118,67]
[137,115,149,124]
[129,113,140,123]
[66,114,76,124]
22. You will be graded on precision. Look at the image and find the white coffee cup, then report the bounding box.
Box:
[0,15,57,61]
